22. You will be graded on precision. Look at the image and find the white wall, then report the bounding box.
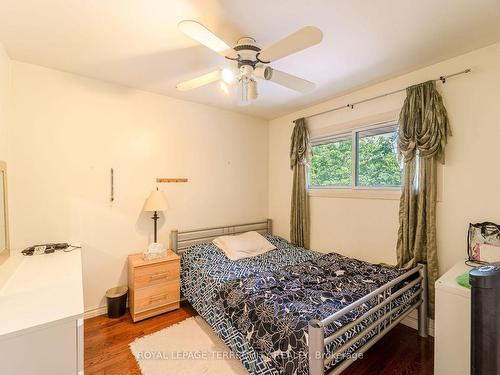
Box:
[0,43,9,256]
[0,42,9,161]
[7,62,268,311]
[269,42,500,275]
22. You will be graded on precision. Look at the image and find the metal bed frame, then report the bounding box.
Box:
[170,219,428,375]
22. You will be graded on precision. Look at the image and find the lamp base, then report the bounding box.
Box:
[144,242,166,260]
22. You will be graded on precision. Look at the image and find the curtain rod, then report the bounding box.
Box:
[302,68,471,121]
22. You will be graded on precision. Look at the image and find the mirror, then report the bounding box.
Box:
[0,161,9,263]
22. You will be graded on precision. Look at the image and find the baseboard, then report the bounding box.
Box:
[401,310,435,337]
[84,305,107,319]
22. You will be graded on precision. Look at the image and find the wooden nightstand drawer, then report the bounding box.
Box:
[134,261,180,288]
[128,250,181,322]
[134,281,180,313]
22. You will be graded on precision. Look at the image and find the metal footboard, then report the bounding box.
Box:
[308,264,428,375]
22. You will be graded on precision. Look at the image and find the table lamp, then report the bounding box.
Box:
[143,188,167,244]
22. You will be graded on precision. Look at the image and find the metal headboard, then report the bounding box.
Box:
[170,219,272,254]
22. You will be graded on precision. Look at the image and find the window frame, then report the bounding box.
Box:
[308,120,402,192]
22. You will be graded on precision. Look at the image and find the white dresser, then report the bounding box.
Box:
[0,249,84,375]
[434,261,473,375]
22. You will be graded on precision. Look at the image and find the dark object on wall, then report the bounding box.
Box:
[110,168,114,203]
[470,264,500,375]
[106,286,128,319]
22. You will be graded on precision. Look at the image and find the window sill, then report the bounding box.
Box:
[308,188,402,200]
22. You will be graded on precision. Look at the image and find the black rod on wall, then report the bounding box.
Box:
[303,68,471,121]
[110,168,114,203]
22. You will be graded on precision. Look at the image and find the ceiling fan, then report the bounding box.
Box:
[176,20,323,104]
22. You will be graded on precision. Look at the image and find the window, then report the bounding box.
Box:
[309,122,402,189]
[309,133,352,187]
[356,125,402,187]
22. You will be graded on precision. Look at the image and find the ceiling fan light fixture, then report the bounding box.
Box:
[221,68,235,84]
[238,77,250,105]
[248,79,258,100]
[254,66,273,80]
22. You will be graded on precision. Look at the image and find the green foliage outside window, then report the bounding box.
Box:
[357,132,402,187]
[310,139,352,186]
[309,130,402,187]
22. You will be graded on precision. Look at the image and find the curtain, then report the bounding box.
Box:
[290,118,310,248]
[397,80,451,317]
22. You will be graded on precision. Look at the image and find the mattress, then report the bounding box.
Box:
[181,235,418,375]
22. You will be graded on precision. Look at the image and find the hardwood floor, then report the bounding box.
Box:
[84,304,197,375]
[84,304,434,375]
[343,324,434,375]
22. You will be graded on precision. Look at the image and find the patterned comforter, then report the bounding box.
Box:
[181,235,318,375]
[216,252,412,374]
[181,235,416,375]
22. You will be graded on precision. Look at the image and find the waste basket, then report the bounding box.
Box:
[105,286,128,318]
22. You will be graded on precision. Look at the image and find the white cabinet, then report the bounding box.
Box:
[0,318,83,375]
[0,250,84,374]
[434,261,472,375]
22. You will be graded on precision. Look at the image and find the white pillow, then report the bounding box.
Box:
[212,231,276,261]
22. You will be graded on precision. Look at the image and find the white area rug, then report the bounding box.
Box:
[129,316,249,375]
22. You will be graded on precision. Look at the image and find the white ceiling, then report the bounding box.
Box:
[1,0,500,119]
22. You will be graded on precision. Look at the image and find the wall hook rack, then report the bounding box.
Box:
[156,178,189,183]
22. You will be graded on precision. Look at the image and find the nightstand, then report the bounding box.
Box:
[128,250,180,322]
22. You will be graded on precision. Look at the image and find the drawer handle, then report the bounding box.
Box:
[150,272,169,280]
[150,293,168,301]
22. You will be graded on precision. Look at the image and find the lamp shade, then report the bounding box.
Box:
[143,190,167,212]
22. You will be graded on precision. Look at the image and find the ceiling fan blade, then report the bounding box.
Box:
[176,70,221,91]
[259,67,315,93]
[258,26,323,63]
[178,20,238,59]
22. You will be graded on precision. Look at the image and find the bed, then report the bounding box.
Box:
[171,220,428,375]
